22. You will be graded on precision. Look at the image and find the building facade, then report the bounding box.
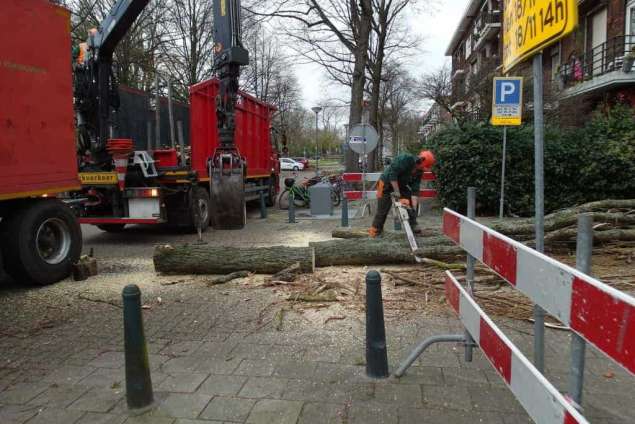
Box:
[445,0,635,123]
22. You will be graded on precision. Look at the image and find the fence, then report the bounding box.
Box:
[342,172,437,201]
[397,188,635,423]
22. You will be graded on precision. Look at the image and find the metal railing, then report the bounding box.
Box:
[557,35,635,89]
[475,10,501,34]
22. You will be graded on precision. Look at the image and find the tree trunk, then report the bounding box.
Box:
[331,227,442,240]
[154,245,315,275]
[309,239,463,266]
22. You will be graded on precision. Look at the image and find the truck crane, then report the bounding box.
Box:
[74,0,265,231]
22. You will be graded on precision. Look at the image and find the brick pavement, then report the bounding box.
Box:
[0,205,634,423]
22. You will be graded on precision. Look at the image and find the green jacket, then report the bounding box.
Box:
[380,153,422,195]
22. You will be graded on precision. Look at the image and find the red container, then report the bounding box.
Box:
[189,79,277,179]
[0,0,79,200]
[154,149,178,167]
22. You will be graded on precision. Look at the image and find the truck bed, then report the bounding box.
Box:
[0,0,79,201]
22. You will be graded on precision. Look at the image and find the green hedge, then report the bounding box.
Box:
[421,105,635,216]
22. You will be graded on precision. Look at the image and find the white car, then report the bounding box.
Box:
[280,157,304,171]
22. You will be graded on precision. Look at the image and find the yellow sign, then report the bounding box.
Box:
[503,0,578,72]
[79,172,118,185]
[220,0,226,16]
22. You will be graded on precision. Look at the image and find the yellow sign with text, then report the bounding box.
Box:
[79,172,118,185]
[503,0,578,72]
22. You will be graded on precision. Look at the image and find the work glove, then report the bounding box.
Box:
[390,191,401,200]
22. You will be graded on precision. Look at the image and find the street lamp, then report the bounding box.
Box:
[311,106,322,174]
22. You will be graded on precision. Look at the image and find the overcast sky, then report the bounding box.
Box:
[293,0,470,115]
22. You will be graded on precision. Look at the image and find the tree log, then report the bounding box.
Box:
[545,228,635,243]
[154,245,315,275]
[332,227,441,240]
[309,239,463,267]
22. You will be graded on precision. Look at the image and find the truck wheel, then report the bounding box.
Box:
[266,178,276,207]
[2,200,82,285]
[96,224,126,233]
[190,186,210,232]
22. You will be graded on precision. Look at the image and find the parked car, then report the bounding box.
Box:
[292,157,310,169]
[280,157,305,171]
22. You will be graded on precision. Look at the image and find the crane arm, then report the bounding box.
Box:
[90,0,151,60]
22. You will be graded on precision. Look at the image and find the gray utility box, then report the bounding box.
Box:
[309,182,333,216]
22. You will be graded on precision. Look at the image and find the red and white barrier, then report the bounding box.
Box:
[442,208,635,375]
[445,272,588,424]
[342,172,438,201]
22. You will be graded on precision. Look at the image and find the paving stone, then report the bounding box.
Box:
[0,404,40,424]
[297,402,347,424]
[233,359,275,377]
[421,384,472,411]
[156,373,208,393]
[0,382,49,404]
[68,387,124,412]
[174,420,223,424]
[394,366,444,385]
[160,341,204,356]
[123,413,176,424]
[153,393,212,419]
[266,344,306,361]
[273,360,316,379]
[78,368,125,389]
[197,374,247,396]
[229,343,271,360]
[304,347,341,362]
[374,383,422,406]
[196,342,238,357]
[313,363,366,384]
[442,367,490,386]
[282,379,346,403]
[399,407,505,424]
[29,384,89,408]
[88,352,124,369]
[43,366,96,385]
[239,376,287,399]
[469,386,523,413]
[75,412,128,424]
[194,356,242,375]
[24,407,85,424]
[348,401,398,424]
[246,399,303,424]
[199,396,256,422]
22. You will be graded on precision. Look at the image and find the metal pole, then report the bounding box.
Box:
[177,121,186,167]
[315,111,320,174]
[154,73,161,148]
[533,52,546,373]
[167,77,176,148]
[146,121,152,152]
[499,126,507,220]
[365,270,389,378]
[394,335,466,377]
[465,187,476,362]
[569,214,592,405]
[341,196,349,227]
[122,285,154,410]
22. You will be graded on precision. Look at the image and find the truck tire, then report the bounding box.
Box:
[190,186,210,232]
[2,200,82,285]
[96,224,126,233]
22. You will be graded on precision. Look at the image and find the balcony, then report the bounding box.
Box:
[557,35,635,99]
[473,11,501,52]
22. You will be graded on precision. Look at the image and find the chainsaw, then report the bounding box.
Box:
[392,199,423,263]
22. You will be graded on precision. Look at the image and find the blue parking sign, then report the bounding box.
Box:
[492,77,523,126]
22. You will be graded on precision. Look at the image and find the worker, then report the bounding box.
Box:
[369,150,435,238]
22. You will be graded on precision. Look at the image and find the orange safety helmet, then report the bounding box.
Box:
[417,150,436,170]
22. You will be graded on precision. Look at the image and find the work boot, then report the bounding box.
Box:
[369,226,383,238]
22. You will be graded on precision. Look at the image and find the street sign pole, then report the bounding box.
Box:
[532,52,546,373]
[499,126,507,220]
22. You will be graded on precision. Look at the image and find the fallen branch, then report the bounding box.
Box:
[288,292,337,302]
[77,294,121,309]
[206,271,251,286]
[420,258,465,271]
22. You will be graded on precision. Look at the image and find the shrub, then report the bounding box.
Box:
[421,105,635,216]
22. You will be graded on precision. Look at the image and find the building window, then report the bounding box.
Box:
[628,1,635,50]
[551,42,561,81]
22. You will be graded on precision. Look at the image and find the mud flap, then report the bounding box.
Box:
[209,153,246,229]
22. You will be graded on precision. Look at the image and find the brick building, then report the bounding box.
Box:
[444,0,635,123]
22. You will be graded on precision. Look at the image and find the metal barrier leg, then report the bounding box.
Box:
[394,335,466,377]
[464,187,476,362]
[569,214,592,406]
[341,196,349,227]
[366,271,389,378]
[288,192,295,223]
[122,285,154,410]
[259,190,267,219]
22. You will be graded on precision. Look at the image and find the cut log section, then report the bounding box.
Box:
[309,239,463,267]
[154,245,315,275]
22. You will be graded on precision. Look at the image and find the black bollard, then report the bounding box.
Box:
[341,196,349,227]
[122,285,154,410]
[365,271,389,378]
[259,190,267,219]
[288,191,296,223]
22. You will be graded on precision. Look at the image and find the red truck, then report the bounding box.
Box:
[0,1,83,285]
[1,0,279,285]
